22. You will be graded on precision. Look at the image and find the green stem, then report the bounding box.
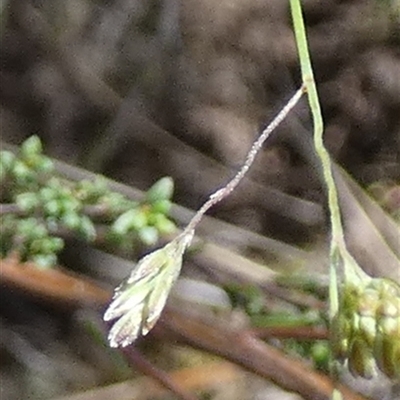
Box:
[289,2,346,397]
[289,0,368,286]
[289,0,346,252]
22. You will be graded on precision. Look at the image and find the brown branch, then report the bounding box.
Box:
[248,325,328,340]
[0,255,111,307]
[0,204,22,215]
[122,348,198,400]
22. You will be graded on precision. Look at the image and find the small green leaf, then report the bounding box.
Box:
[16,192,40,212]
[30,238,50,253]
[112,209,148,235]
[44,199,63,216]
[104,192,136,213]
[50,237,64,252]
[32,253,57,269]
[76,178,108,202]
[311,341,330,371]
[61,212,82,230]
[35,156,53,174]
[138,226,159,246]
[151,199,172,214]
[13,160,32,182]
[39,187,54,202]
[151,214,176,234]
[146,177,174,203]
[0,150,16,171]
[59,196,81,214]
[20,135,42,158]
[30,237,64,254]
[18,218,48,239]
[77,215,97,241]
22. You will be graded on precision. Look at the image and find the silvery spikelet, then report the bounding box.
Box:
[104,230,193,348]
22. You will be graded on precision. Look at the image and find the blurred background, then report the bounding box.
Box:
[1,0,399,399]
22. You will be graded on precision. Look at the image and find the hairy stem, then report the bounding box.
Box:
[182,85,305,237]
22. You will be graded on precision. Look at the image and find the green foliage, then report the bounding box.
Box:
[145,176,174,204]
[225,281,329,372]
[0,136,177,268]
[311,341,331,372]
[283,339,331,374]
[224,283,265,316]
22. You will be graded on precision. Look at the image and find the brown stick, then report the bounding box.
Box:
[248,325,328,340]
[122,348,198,400]
[0,255,111,307]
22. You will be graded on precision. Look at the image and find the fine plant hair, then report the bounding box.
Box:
[181,86,305,237]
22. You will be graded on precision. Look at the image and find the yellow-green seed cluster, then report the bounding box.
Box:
[332,277,400,379]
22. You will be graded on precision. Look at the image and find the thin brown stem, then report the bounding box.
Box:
[0,204,22,215]
[249,325,328,340]
[122,348,198,400]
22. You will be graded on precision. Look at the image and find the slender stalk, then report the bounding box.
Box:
[289,3,344,398]
[289,0,345,252]
[182,85,305,237]
[289,0,368,287]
